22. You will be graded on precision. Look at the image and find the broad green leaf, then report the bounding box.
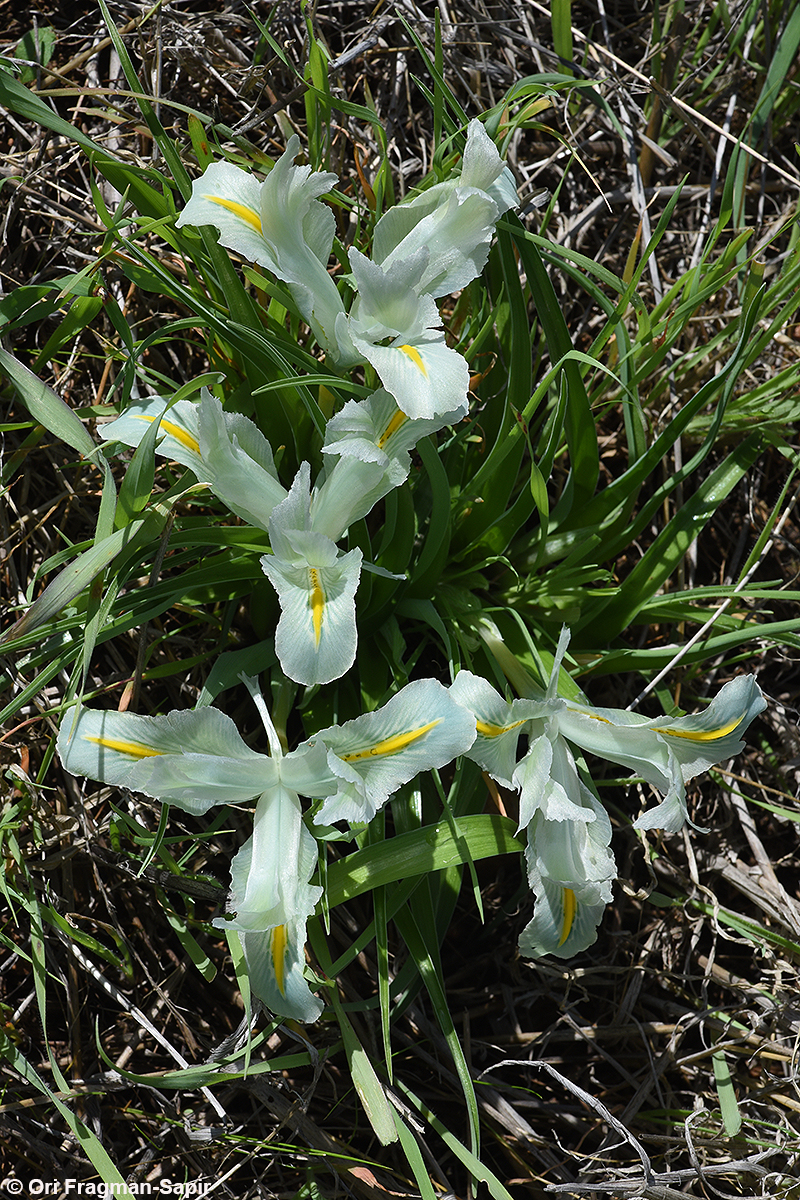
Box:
[331,990,397,1145]
[196,641,278,708]
[0,503,171,646]
[0,347,95,456]
[187,113,215,170]
[0,284,56,329]
[94,1036,310,1089]
[551,0,574,74]
[324,814,523,908]
[14,25,56,82]
[712,1049,742,1136]
[41,905,133,977]
[160,892,217,982]
[116,410,161,524]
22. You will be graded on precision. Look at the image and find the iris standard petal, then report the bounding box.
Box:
[261,542,363,686]
[322,388,465,469]
[459,118,519,213]
[57,706,274,815]
[176,143,348,356]
[450,669,546,788]
[238,920,324,1024]
[104,396,203,474]
[347,247,432,334]
[344,251,470,420]
[514,732,601,829]
[265,462,314,560]
[519,786,615,959]
[310,678,477,825]
[311,455,399,541]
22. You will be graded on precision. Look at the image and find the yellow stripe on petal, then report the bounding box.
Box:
[203,194,263,234]
[398,345,428,377]
[475,717,527,738]
[566,708,612,725]
[308,569,325,648]
[271,924,287,995]
[569,705,744,742]
[84,736,163,759]
[342,720,441,762]
[559,887,577,946]
[133,415,200,456]
[377,408,408,449]
[653,714,744,742]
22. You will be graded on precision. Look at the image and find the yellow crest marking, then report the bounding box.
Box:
[133,415,200,456]
[559,888,577,946]
[377,409,409,449]
[652,714,744,742]
[342,720,441,762]
[271,924,288,995]
[308,569,325,648]
[566,708,613,725]
[475,717,527,738]
[398,345,428,377]
[203,194,263,234]
[85,736,163,759]
[570,706,743,743]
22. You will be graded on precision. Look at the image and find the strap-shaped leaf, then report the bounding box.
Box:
[324,813,523,906]
[0,347,95,456]
[1,504,171,645]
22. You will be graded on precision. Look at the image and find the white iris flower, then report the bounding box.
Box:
[175,139,351,359]
[453,627,766,958]
[104,389,287,529]
[260,463,363,686]
[56,677,478,1020]
[56,695,334,1023]
[175,121,517,420]
[342,248,470,421]
[371,118,518,297]
[451,649,617,960]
